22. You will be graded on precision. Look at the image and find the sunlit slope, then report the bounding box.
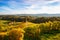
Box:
[0,20,38,32]
[17,22,39,28]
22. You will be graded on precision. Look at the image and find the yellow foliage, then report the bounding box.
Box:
[8,28,25,40]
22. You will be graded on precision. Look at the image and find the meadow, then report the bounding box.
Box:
[0,15,60,40]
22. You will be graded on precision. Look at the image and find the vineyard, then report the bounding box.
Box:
[0,16,60,40]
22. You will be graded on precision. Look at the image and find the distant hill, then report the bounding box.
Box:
[0,14,60,17]
[15,14,60,17]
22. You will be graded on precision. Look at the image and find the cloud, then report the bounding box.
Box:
[1,5,60,14]
[19,5,60,14]
[40,6,60,14]
[0,0,60,14]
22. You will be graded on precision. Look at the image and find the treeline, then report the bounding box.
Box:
[0,15,60,23]
[31,17,60,23]
[0,15,27,22]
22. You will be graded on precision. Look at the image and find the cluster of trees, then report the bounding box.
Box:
[31,17,60,23]
[0,15,27,22]
[0,15,60,23]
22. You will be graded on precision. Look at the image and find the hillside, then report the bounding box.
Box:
[0,16,60,40]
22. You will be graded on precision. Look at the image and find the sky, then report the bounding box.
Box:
[0,0,60,14]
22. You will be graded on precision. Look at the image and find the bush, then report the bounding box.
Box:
[8,28,25,40]
[24,27,41,40]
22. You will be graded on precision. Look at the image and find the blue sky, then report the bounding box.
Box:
[0,0,60,14]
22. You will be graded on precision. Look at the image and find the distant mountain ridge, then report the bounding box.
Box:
[15,14,60,17]
[0,14,60,17]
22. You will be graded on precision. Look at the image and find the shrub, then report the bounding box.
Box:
[8,28,25,40]
[24,27,41,40]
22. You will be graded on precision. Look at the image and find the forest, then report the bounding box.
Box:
[0,15,60,40]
